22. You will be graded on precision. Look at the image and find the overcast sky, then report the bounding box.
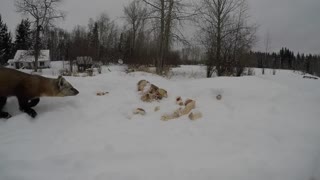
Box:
[0,0,319,54]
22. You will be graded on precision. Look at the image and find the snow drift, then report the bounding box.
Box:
[0,65,320,180]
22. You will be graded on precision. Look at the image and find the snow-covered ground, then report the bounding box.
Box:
[1,63,320,180]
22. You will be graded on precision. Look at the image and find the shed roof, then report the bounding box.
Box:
[13,50,50,62]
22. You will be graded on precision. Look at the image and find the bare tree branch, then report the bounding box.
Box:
[15,0,65,72]
[196,0,256,77]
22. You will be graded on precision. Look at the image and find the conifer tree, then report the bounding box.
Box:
[14,19,32,51]
[0,14,13,65]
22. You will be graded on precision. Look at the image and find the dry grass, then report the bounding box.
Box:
[126,65,172,77]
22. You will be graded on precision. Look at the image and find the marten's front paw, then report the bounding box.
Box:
[28,109,37,118]
[21,108,37,118]
[0,112,12,119]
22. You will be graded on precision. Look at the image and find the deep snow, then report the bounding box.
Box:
[1,63,320,180]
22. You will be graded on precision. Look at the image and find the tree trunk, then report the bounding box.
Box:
[156,0,166,75]
[215,1,222,76]
[162,0,174,73]
[34,22,41,72]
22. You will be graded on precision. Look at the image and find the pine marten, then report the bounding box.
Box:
[0,67,79,119]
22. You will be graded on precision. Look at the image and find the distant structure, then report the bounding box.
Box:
[76,56,93,72]
[8,50,51,69]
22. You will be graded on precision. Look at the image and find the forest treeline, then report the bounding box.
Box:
[0,0,319,76]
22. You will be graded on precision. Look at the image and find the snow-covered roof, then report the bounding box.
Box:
[13,50,50,62]
[7,59,14,63]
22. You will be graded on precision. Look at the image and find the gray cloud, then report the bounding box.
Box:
[248,0,320,53]
[1,0,319,54]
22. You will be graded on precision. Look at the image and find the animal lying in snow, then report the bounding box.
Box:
[137,80,168,102]
[0,67,79,119]
[137,80,202,121]
[162,98,202,121]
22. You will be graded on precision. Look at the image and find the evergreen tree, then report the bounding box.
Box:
[296,52,302,71]
[0,15,5,63]
[0,14,13,65]
[14,19,32,51]
[305,54,312,74]
[280,48,284,69]
[89,22,99,61]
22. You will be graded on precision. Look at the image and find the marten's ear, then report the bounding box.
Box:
[57,76,65,89]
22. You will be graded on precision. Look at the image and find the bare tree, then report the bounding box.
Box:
[142,0,192,74]
[123,0,148,58]
[262,31,271,75]
[196,0,256,77]
[90,13,120,63]
[263,31,276,75]
[69,25,90,59]
[231,1,256,76]
[180,45,203,64]
[15,0,65,72]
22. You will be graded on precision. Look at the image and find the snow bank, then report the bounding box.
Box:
[1,65,320,180]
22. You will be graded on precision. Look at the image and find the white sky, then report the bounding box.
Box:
[0,0,319,54]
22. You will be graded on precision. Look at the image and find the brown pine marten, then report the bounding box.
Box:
[0,67,79,119]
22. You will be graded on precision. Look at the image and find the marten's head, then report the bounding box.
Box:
[56,76,79,96]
